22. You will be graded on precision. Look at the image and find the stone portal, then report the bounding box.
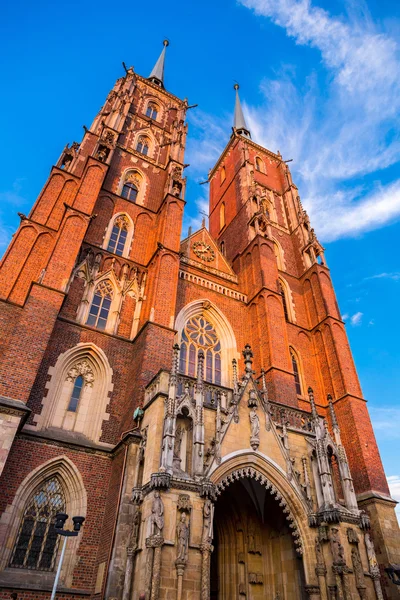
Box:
[211,478,306,599]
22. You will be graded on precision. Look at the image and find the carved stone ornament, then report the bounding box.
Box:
[127,506,141,553]
[330,527,346,566]
[177,494,192,513]
[351,546,366,591]
[176,512,190,563]
[150,471,171,490]
[347,527,359,544]
[249,572,263,584]
[202,499,214,545]
[66,359,95,386]
[249,407,260,451]
[149,491,164,537]
[192,241,215,262]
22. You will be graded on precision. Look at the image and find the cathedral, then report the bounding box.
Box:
[0,41,399,600]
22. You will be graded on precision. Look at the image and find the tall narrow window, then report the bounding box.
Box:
[146,102,158,120]
[278,280,289,321]
[107,216,128,256]
[179,316,221,385]
[255,157,264,172]
[136,136,149,156]
[67,375,84,412]
[220,166,226,184]
[121,182,138,202]
[291,350,302,395]
[219,202,225,230]
[9,477,65,571]
[220,241,225,256]
[86,280,113,330]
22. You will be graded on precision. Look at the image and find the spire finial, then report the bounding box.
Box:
[233,83,251,139]
[148,40,169,88]
[308,386,318,420]
[328,394,339,431]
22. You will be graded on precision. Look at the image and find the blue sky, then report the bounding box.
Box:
[1,0,399,510]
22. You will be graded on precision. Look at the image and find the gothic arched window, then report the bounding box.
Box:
[255,157,264,172]
[86,280,113,330]
[121,181,138,202]
[290,349,302,395]
[136,136,150,156]
[9,477,65,571]
[278,280,289,321]
[179,316,221,385]
[219,202,225,230]
[220,166,226,184]
[67,374,84,412]
[146,102,158,120]
[107,216,128,256]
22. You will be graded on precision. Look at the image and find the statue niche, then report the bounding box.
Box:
[173,409,193,476]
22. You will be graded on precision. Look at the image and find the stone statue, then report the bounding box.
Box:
[128,507,141,552]
[174,425,184,459]
[248,521,256,553]
[150,491,164,537]
[249,408,260,450]
[364,533,379,576]
[315,537,325,567]
[202,499,214,545]
[330,528,345,565]
[351,547,366,590]
[176,512,189,562]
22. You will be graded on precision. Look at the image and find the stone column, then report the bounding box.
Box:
[315,566,328,600]
[305,585,322,600]
[151,538,163,600]
[200,542,213,600]
[176,560,186,600]
[122,547,136,600]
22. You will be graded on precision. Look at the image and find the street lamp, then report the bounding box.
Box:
[51,513,85,600]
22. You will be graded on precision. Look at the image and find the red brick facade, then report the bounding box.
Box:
[0,57,398,599]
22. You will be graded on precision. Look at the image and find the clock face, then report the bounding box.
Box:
[192,241,215,263]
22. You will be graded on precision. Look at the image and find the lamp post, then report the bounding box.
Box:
[51,513,85,600]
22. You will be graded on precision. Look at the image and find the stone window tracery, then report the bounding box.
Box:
[146,102,158,120]
[136,136,150,156]
[67,375,83,412]
[107,216,128,256]
[179,316,221,385]
[9,477,65,572]
[86,280,114,330]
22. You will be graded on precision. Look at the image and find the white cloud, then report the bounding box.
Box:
[341,313,349,321]
[186,0,400,242]
[387,475,400,522]
[364,272,400,282]
[369,407,400,440]
[350,311,363,326]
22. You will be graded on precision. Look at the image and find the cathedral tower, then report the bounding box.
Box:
[0,48,398,600]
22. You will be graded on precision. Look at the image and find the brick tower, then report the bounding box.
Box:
[0,46,398,600]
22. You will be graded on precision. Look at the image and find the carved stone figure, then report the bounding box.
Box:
[351,547,366,591]
[202,499,214,545]
[248,521,256,553]
[330,528,345,565]
[128,507,141,552]
[138,428,147,464]
[174,425,184,459]
[315,537,325,568]
[150,491,164,537]
[176,512,189,562]
[364,533,380,576]
[249,407,260,450]
[347,528,359,544]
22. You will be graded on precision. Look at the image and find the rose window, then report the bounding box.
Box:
[179,316,221,384]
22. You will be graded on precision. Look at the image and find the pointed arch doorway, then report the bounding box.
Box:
[210,476,306,599]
